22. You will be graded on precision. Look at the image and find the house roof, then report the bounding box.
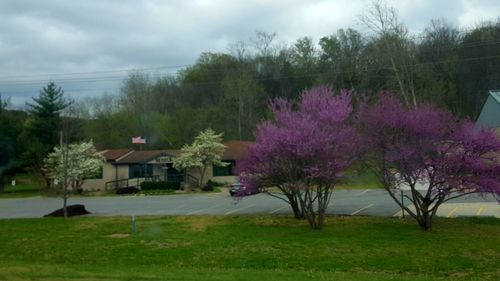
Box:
[116,150,178,164]
[102,141,252,164]
[165,149,181,157]
[476,90,500,129]
[222,141,252,160]
[101,149,133,161]
[490,90,500,104]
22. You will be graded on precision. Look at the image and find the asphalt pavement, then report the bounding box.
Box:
[0,189,498,219]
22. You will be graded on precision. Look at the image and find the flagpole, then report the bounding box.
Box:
[132,136,146,150]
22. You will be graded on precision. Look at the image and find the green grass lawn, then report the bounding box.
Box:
[0,173,49,198]
[0,216,499,281]
[338,170,382,189]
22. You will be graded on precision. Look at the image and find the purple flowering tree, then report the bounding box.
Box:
[359,94,500,230]
[237,86,358,229]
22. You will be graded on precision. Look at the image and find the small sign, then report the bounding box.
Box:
[155,156,171,163]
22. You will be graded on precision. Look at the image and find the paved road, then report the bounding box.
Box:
[0,189,498,219]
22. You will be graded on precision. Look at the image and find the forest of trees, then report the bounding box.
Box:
[1,4,500,178]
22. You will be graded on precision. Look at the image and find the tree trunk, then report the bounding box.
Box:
[298,187,329,230]
[273,187,304,219]
[39,167,52,190]
[63,195,68,218]
[289,194,304,219]
[417,212,433,231]
[199,166,206,188]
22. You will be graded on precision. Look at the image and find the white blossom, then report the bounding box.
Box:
[173,129,228,187]
[45,140,104,192]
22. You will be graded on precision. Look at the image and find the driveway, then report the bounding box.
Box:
[0,189,498,219]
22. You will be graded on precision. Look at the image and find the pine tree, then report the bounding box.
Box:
[20,82,70,188]
[27,82,69,147]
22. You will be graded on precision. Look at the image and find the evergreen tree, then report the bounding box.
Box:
[19,82,70,187]
[0,94,26,191]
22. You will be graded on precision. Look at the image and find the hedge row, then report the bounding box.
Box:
[140,181,181,191]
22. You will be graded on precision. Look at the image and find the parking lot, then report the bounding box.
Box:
[0,189,498,219]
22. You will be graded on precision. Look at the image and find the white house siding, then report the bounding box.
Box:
[81,163,129,191]
[476,91,500,129]
[211,176,237,184]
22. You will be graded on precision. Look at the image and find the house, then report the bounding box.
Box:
[476,90,500,129]
[82,141,252,191]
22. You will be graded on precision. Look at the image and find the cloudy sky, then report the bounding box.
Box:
[0,0,499,107]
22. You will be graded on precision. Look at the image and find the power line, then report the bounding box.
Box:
[0,64,189,80]
[1,49,499,88]
[2,53,499,97]
[0,28,499,82]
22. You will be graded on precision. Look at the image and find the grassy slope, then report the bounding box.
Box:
[0,173,47,198]
[338,170,382,189]
[0,216,499,281]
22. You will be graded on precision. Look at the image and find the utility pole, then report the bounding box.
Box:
[60,131,68,218]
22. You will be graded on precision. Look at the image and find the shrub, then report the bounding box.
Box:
[202,180,215,191]
[116,186,139,194]
[140,181,181,191]
[141,189,175,196]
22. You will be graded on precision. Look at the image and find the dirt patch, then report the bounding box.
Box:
[73,221,98,231]
[107,233,130,238]
[140,239,192,250]
[174,216,222,232]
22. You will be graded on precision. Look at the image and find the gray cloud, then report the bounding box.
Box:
[0,0,498,106]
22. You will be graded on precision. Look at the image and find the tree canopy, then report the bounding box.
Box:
[173,129,228,188]
[238,86,358,229]
[358,94,500,230]
[18,82,70,187]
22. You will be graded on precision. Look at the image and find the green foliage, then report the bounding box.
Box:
[221,72,265,140]
[140,181,181,190]
[455,22,500,117]
[6,18,500,158]
[0,103,25,173]
[66,18,500,152]
[18,82,70,187]
[24,82,70,149]
[0,93,7,112]
[0,173,48,198]
[83,110,143,149]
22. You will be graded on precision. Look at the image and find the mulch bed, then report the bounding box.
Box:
[44,204,91,217]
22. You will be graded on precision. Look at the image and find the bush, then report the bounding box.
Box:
[141,189,175,196]
[116,186,140,194]
[210,180,224,187]
[140,181,181,191]
[202,180,215,191]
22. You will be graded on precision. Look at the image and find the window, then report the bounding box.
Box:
[129,164,153,178]
[213,161,235,177]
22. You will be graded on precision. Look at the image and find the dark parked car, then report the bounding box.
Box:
[229,181,259,196]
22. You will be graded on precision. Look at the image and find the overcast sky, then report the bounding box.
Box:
[1,0,499,107]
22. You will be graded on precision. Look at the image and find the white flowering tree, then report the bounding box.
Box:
[173,129,228,188]
[45,140,104,217]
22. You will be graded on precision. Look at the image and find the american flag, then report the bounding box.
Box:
[132,136,146,144]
